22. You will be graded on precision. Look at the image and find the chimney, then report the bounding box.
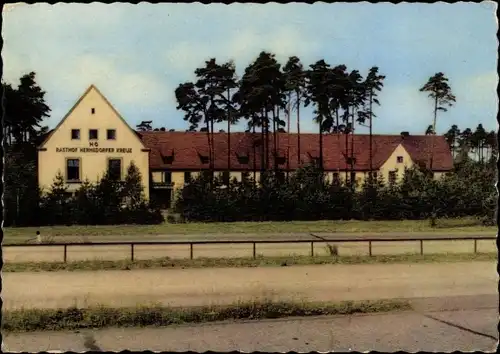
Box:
[401,131,410,138]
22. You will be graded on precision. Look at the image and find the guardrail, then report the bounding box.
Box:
[3,236,496,263]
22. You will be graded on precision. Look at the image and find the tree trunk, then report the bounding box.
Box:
[430,95,438,171]
[296,90,301,168]
[369,90,373,175]
[227,88,231,179]
[273,107,278,172]
[253,123,257,184]
[287,93,291,177]
[319,115,324,171]
[205,119,212,188]
[210,117,215,185]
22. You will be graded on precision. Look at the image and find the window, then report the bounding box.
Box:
[397,156,404,163]
[241,171,250,181]
[107,129,116,140]
[222,171,230,184]
[332,172,340,183]
[91,108,95,114]
[89,129,98,140]
[108,159,122,180]
[71,129,80,140]
[350,172,356,184]
[66,159,80,181]
[184,172,192,183]
[164,171,172,184]
[276,171,285,183]
[202,170,213,180]
[389,171,397,185]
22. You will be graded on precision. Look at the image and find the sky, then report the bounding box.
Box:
[3,2,498,135]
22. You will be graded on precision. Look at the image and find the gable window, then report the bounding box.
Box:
[184,172,192,183]
[71,129,80,140]
[389,171,397,185]
[66,159,80,182]
[164,171,172,184]
[397,156,404,163]
[107,129,116,140]
[89,129,99,140]
[108,159,122,180]
[91,108,95,114]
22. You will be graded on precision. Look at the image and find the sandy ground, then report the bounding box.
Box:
[3,238,496,263]
[4,306,498,352]
[3,261,497,310]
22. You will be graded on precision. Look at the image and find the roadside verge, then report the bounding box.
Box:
[2,299,411,332]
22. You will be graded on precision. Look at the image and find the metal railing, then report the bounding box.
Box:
[3,236,496,263]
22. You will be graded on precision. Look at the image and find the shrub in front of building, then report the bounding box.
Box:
[40,162,163,225]
[174,160,496,223]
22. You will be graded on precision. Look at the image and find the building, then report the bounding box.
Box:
[38,85,454,208]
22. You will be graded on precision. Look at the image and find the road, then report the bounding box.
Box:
[3,261,497,310]
[3,300,498,352]
[3,233,496,263]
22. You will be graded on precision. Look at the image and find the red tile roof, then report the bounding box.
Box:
[138,131,453,172]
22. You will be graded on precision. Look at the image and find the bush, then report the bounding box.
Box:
[38,162,164,226]
[174,161,497,222]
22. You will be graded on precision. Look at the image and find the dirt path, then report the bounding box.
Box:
[3,262,496,310]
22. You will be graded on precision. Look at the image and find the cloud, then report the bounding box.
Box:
[164,25,321,81]
[68,55,173,106]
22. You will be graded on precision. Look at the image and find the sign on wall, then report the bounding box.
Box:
[56,147,132,153]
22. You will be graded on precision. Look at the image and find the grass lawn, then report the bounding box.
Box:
[3,253,496,273]
[3,299,410,332]
[3,217,494,244]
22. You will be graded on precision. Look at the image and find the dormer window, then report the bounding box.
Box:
[275,156,286,165]
[162,155,174,164]
[161,149,175,164]
[199,154,209,164]
[307,153,320,165]
[236,153,249,164]
[345,156,357,165]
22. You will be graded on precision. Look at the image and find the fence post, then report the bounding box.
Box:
[131,243,134,261]
[311,241,314,257]
[474,239,477,254]
[253,242,256,259]
[420,240,423,255]
[63,244,67,263]
[190,243,193,260]
[369,241,372,257]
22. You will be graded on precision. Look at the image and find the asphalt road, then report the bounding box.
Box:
[3,261,497,310]
[4,300,498,352]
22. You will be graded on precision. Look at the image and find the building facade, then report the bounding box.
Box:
[38,85,150,198]
[38,85,454,208]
